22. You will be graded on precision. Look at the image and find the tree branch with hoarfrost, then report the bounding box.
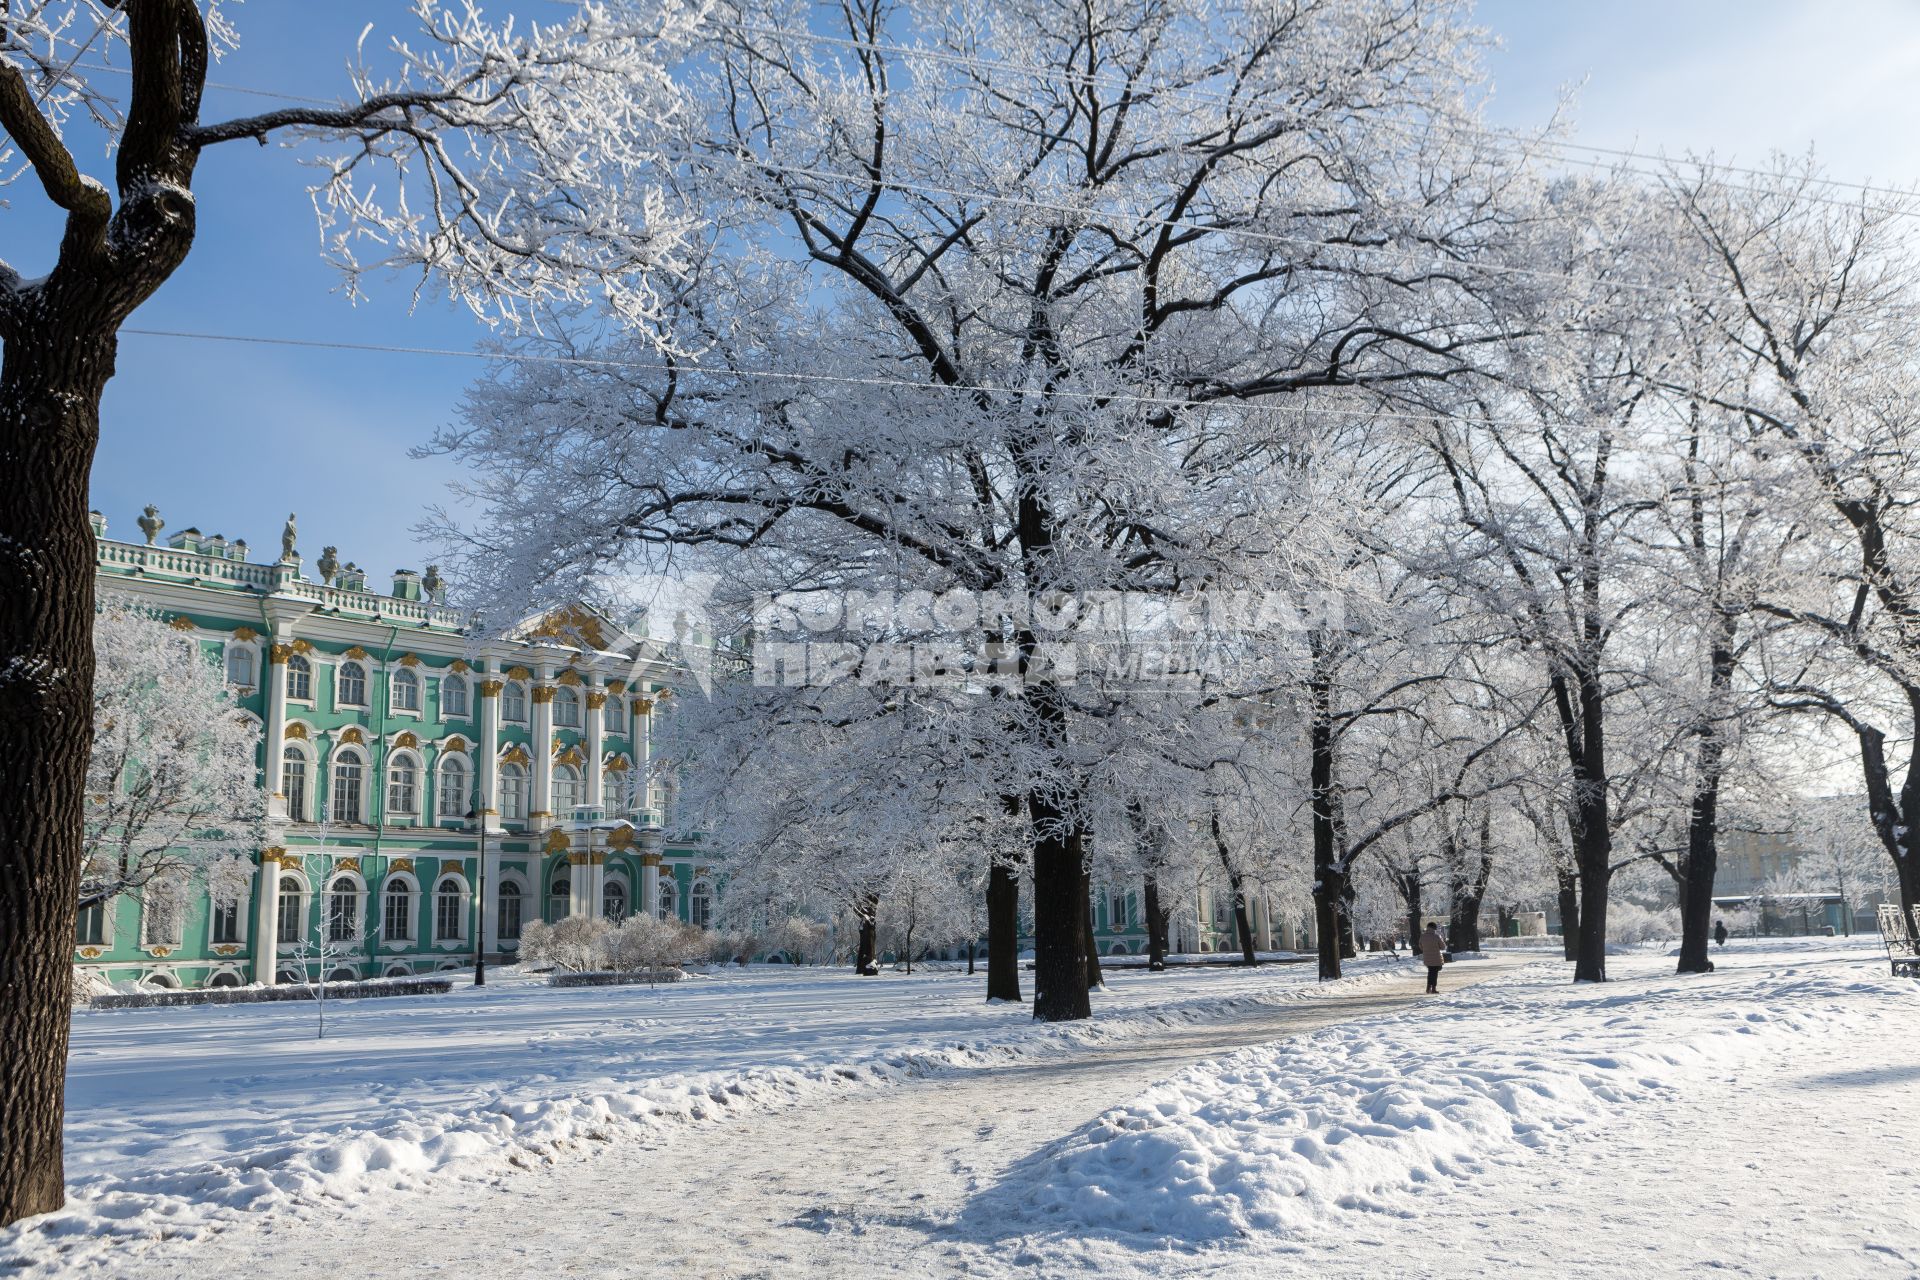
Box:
[0,0,700,1228]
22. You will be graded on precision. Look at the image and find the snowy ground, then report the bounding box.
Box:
[5,951,1416,1275]
[10,939,1915,1279]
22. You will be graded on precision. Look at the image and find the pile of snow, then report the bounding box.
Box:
[992,953,1920,1243]
[4,957,1417,1274]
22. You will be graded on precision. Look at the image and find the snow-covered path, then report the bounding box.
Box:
[101,956,1530,1279]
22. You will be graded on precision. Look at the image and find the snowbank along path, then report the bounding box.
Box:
[83,954,1529,1279]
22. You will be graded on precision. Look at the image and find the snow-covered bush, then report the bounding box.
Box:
[769,917,833,965]
[602,913,701,974]
[518,917,613,972]
[1607,902,1681,946]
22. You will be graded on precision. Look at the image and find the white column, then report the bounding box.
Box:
[263,639,292,819]
[481,841,502,951]
[633,693,653,816]
[530,675,554,829]
[583,681,606,808]
[252,851,283,984]
[589,855,607,920]
[569,851,589,919]
[477,660,502,830]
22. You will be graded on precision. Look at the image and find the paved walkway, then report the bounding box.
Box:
[110,957,1528,1279]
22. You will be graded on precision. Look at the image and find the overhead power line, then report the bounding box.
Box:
[119,323,1585,431]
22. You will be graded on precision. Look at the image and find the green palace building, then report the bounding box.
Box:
[77,507,714,991]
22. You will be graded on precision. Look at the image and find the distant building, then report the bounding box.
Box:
[76,508,710,991]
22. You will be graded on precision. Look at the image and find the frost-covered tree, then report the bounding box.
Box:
[0,0,701,1224]
[80,597,264,911]
[429,0,1521,1021]
[1661,161,1920,925]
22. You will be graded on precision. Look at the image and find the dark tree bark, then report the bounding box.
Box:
[1446,815,1494,955]
[853,891,880,975]
[1081,882,1104,989]
[1394,866,1423,947]
[1210,813,1257,965]
[1557,865,1581,963]
[1143,872,1169,970]
[985,855,1022,1001]
[1027,790,1090,1021]
[0,2,210,1223]
[1308,644,1346,980]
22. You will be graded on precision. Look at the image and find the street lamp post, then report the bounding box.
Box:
[467,800,487,987]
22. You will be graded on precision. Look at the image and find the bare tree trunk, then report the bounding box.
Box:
[0,338,112,1227]
[1394,867,1423,946]
[1143,873,1168,970]
[985,854,1022,1001]
[853,891,880,975]
[1557,865,1581,962]
[1308,645,1345,980]
[1447,816,1494,955]
[1027,790,1090,1021]
[1081,883,1104,989]
[1210,812,1257,965]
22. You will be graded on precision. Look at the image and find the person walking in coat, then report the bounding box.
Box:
[1420,922,1448,993]
[1713,919,1729,948]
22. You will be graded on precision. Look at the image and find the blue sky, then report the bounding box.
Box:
[42,0,1920,577]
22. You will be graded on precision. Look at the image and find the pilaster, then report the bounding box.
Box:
[253,849,284,984]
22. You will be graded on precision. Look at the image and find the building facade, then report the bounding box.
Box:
[77,509,714,991]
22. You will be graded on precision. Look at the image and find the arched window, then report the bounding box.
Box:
[552,765,582,816]
[554,687,581,728]
[387,753,419,817]
[437,756,469,824]
[502,681,527,722]
[331,748,365,823]
[603,880,628,922]
[283,746,309,821]
[208,970,243,988]
[498,882,524,940]
[225,644,255,687]
[286,654,312,701]
[549,875,572,921]
[276,881,304,943]
[337,660,367,706]
[442,674,469,718]
[327,876,361,942]
[210,894,241,945]
[327,966,358,983]
[392,667,420,712]
[383,878,415,942]
[75,898,107,947]
[1109,889,1131,930]
[690,881,714,931]
[500,763,528,822]
[657,877,678,921]
[604,696,625,734]
[435,877,466,941]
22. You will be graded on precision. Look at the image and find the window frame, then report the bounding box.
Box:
[391,667,421,713]
[434,876,467,943]
[441,673,469,719]
[382,877,417,943]
[285,653,313,702]
[331,747,366,823]
[498,881,525,941]
[337,659,368,708]
[386,751,420,818]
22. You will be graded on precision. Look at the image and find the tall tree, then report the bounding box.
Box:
[0,1,695,1224]
[1665,163,1920,922]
